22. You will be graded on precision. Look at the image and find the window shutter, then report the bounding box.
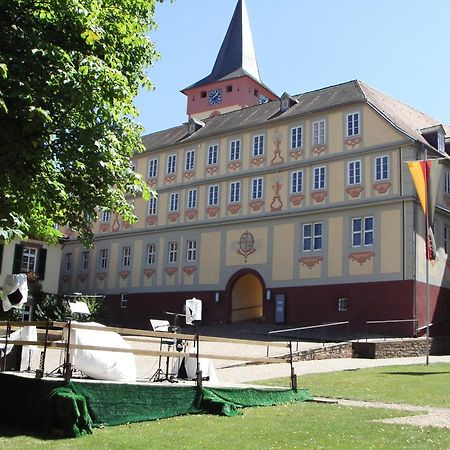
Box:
[37,248,47,280]
[12,244,23,273]
[0,244,3,274]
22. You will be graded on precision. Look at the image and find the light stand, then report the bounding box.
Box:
[149,319,174,382]
[47,295,90,380]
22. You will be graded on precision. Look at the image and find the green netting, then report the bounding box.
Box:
[0,374,312,438]
[201,386,313,416]
[70,382,199,426]
[44,386,93,437]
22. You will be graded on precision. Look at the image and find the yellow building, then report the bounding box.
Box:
[60,0,450,336]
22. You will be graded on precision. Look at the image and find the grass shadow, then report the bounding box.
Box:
[0,423,75,441]
[381,371,450,376]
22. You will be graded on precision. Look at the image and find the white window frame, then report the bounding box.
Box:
[146,243,156,264]
[352,217,374,247]
[208,185,219,206]
[444,170,450,195]
[148,158,158,178]
[229,181,241,203]
[122,247,131,267]
[81,251,89,271]
[168,242,177,264]
[313,166,326,190]
[291,126,303,149]
[312,120,326,145]
[148,196,158,215]
[99,249,108,269]
[374,155,389,181]
[101,210,110,223]
[337,297,349,312]
[64,253,72,272]
[348,160,362,185]
[229,139,241,161]
[186,240,197,263]
[187,188,198,209]
[438,132,445,153]
[169,192,179,212]
[252,134,264,157]
[167,154,177,174]
[21,305,32,322]
[346,112,360,137]
[251,177,263,200]
[291,170,303,194]
[185,149,196,171]
[207,144,218,166]
[120,293,128,309]
[21,247,37,272]
[302,222,323,252]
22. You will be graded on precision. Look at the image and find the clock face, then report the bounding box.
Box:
[208,88,223,105]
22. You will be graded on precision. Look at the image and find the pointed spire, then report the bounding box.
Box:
[183,0,261,90]
[210,0,260,83]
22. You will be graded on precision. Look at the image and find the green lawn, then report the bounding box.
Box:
[1,363,449,449]
[264,363,450,408]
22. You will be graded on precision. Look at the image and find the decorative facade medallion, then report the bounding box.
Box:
[111,213,120,232]
[271,131,284,165]
[289,149,303,160]
[348,251,375,265]
[344,137,362,148]
[237,231,256,262]
[270,181,283,211]
[183,266,197,276]
[373,181,391,194]
[143,268,155,279]
[206,165,218,176]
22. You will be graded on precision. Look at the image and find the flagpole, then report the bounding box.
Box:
[424,148,430,366]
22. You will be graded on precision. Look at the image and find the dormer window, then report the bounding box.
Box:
[279,92,298,112]
[188,117,205,135]
[438,131,445,153]
[420,124,446,153]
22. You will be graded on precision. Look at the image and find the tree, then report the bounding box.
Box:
[0,0,160,245]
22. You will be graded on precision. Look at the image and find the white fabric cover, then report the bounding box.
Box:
[68,322,136,382]
[0,326,37,371]
[183,356,218,383]
[2,274,28,311]
[185,298,202,325]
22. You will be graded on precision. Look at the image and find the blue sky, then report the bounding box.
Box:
[134,0,450,135]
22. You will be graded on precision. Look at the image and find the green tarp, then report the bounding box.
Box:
[0,373,312,438]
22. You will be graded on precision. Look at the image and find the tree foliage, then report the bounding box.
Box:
[0,0,160,245]
[34,294,107,322]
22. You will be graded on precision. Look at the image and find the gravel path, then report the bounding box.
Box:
[315,397,450,429]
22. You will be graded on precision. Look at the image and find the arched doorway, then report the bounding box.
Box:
[230,272,264,322]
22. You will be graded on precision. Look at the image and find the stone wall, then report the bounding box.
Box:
[294,343,353,361]
[292,336,450,361]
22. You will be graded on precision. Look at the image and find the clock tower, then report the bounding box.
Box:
[181,0,278,121]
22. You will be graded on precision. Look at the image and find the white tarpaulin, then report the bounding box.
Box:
[0,326,37,371]
[67,322,136,382]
